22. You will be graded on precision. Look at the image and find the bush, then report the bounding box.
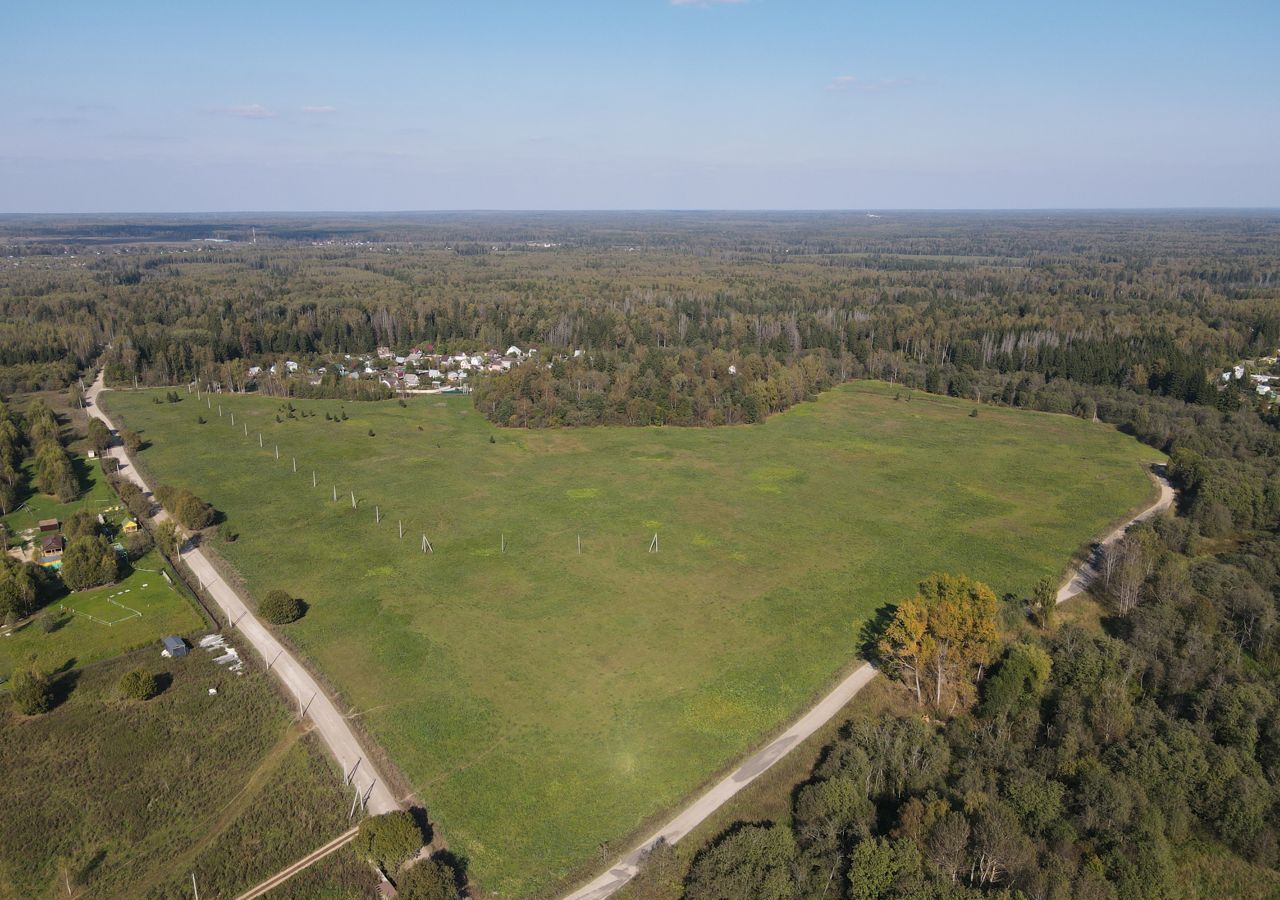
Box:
[122,528,154,561]
[154,520,180,557]
[356,810,425,872]
[118,668,161,701]
[60,535,119,591]
[11,667,53,715]
[174,492,215,530]
[120,429,141,454]
[259,589,304,624]
[396,857,459,900]
[217,521,237,543]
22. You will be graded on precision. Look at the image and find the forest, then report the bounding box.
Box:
[1,211,1279,897]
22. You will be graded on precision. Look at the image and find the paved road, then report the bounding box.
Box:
[565,465,1174,900]
[85,372,400,817]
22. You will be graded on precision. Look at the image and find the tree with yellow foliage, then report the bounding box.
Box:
[877,573,1000,713]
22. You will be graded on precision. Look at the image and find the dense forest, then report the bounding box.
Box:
[2,211,1279,897]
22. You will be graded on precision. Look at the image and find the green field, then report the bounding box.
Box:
[105,382,1160,895]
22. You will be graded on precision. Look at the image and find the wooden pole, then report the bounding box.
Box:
[577,534,582,554]
[274,445,279,461]
[333,485,337,502]
[312,470,317,488]
[350,490,356,509]
[375,505,380,524]
[258,433,263,447]
[292,457,297,473]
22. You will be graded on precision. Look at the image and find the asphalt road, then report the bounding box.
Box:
[85,372,400,817]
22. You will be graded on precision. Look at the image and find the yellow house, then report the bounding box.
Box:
[122,519,139,534]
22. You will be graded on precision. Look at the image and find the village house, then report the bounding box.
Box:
[41,533,64,559]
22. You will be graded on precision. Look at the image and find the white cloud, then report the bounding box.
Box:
[826,75,920,93]
[302,105,337,114]
[213,104,277,119]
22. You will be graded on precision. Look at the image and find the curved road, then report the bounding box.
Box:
[85,372,399,817]
[565,465,1175,900]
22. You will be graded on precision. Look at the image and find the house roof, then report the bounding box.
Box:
[161,635,187,654]
[38,518,59,530]
[41,534,64,553]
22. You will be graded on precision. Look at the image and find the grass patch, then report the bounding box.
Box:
[103,381,1160,895]
[1,550,204,680]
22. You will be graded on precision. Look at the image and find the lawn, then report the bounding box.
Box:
[0,550,205,680]
[104,382,1161,896]
[0,646,367,899]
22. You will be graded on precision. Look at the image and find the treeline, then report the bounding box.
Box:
[26,400,77,503]
[474,349,834,426]
[2,214,1276,401]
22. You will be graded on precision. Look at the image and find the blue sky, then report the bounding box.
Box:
[3,0,1277,211]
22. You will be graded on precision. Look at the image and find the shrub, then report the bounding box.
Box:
[154,520,181,557]
[174,492,215,530]
[118,668,161,701]
[11,667,54,715]
[217,521,237,543]
[259,589,304,624]
[122,528,154,561]
[356,810,425,872]
[396,857,459,900]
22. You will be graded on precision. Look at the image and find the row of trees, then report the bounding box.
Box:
[27,400,78,503]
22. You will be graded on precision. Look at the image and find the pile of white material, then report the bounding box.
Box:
[198,633,244,674]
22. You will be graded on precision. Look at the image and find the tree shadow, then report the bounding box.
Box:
[153,671,174,697]
[856,602,896,661]
[75,848,108,886]
[49,667,81,709]
[406,805,435,847]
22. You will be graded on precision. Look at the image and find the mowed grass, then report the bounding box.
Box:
[105,382,1160,896]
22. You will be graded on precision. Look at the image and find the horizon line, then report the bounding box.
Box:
[2,206,1279,217]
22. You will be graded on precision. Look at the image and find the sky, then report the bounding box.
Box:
[2,0,1278,212]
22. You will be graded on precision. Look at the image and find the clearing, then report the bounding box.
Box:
[104,381,1160,895]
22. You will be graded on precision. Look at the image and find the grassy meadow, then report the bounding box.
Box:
[104,382,1161,896]
[0,647,367,899]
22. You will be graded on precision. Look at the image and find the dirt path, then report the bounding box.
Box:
[233,826,361,900]
[85,372,400,819]
[564,464,1175,900]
